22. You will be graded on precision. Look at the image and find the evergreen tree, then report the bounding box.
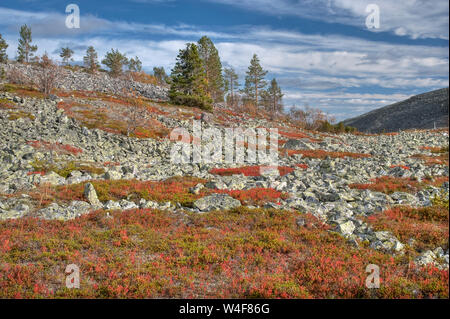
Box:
[169,43,212,110]
[128,56,142,72]
[0,33,8,63]
[153,66,169,84]
[223,67,239,107]
[242,54,267,107]
[17,25,37,63]
[197,36,224,102]
[102,49,128,77]
[261,78,283,115]
[60,47,74,65]
[83,46,99,73]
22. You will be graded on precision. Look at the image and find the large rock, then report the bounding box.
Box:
[193,194,241,212]
[39,171,65,185]
[84,183,102,208]
[104,170,123,180]
[283,139,314,150]
[337,220,356,236]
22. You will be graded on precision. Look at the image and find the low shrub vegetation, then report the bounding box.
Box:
[286,149,371,159]
[210,166,295,177]
[349,176,449,194]
[0,207,447,298]
[366,194,449,252]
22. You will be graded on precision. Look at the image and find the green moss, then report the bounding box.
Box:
[0,98,16,109]
[8,110,35,121]
[431,192,449,210]
[31,159,105,178]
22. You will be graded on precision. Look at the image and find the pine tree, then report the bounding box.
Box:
[197,36,224,103]
[60,47,74,65]
[224,67,239,107]
[169,43,212,110]
[128,56,142,72]
[0,33,8,63]
[17,25,38,63]
[153,66,169,85]
[262,78,283,115]
[242,54,267,107]
[83,46,99,73]
[102,49,128,77]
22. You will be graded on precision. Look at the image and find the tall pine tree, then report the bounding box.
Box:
[197,36,224,103]
[60,47,74,65]
[242,54,267,107]
[83,46,99,73]
[0,33,8,63]
[262,78,283,116]
[102,49,128,77]
[17,25,37,63]
[224,67,239,107]
[169,43,212,110]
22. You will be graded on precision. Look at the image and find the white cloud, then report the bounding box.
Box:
[0,5,447,121]
[205,0,449,39]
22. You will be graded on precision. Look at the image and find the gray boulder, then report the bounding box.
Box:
[193,194,241,212]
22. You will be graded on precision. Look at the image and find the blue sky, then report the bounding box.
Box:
[0,0,448,120]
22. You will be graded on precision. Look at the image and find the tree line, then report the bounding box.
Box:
[0,25,355,132]
[169,36,283,113]
[0,25,169,85]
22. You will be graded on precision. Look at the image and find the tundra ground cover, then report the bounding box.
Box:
[28,177,208,208]
[210,166,298,177]
[286,149,371,159]
[27,140,83,156]
[365,194,449,252]
[57,100,170,139]
[349,176,449,194]
[411,146,449,166]
[0,98,16,109]
[212,188,288,206]
[30,159,105,178]
[0,84,46,99]
[0,207,447,298]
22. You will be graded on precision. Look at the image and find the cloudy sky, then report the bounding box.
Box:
[0,0,448,120]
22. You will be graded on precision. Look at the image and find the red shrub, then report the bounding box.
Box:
[210,166,294,177]
[26,140,83,156]
[287,149,371,159]
[390,165,410,170]
[349,176,449,194]
[366,206,449,251]
[213,188,289,205]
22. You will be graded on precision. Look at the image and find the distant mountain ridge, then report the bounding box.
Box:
[342,88,449,133]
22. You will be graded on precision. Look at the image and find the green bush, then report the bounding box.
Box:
[318,120,357,134]
[169,92,212,111]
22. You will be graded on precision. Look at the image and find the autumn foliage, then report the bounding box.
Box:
[349,176,449,194]
[210,166,295,177]
[0,207,447,298]
[286,149,371,159]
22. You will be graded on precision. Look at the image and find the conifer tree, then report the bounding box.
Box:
[0,33,8,63]
[224,67,239,107]
[83,46,99,73]
[102,49,128,77]
[153,66,169,85]
[197,36,224,102]
[169,43,212,110]
[262,78,283,115]
[128,56,142,72]
[17,25,37,63]
[242,54,267,107]
[60,47,74,65]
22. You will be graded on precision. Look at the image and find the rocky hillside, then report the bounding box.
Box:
[0,65,449,298]
[343,88,449,133]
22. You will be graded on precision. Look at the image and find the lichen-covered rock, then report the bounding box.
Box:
[193,194,241,212]
[84,183,102,208]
